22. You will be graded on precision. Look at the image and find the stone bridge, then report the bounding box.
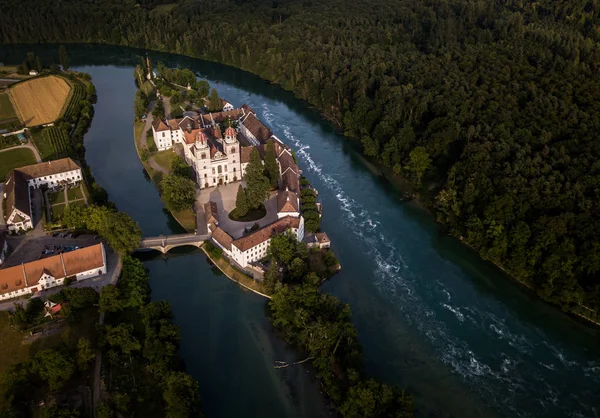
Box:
[138,233,210,254]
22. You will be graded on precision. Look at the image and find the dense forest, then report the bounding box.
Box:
[2,0,600,319]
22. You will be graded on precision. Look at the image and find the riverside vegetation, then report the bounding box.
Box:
[0,49,202,417]
[205,232,414,418]
[1,0,599,321]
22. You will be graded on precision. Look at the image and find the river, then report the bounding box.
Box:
[1,44,599,418]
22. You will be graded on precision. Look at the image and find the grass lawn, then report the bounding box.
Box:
[201,246,269,296]
[152,150,176,171]
[67,186,83,201]
[134,120,145,145]
[229,205,267,222]
[0,313,30,375]
[51,203,66,220]
[0,147,36,180]
[31,130,55,161]
[0,92,18,120]
[146,131,158,153]
[48,190,66,205]
[171,208,197,232]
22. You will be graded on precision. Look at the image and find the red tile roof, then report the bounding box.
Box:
[277,190,299,213]
[16,158,80,180]
[242,113,272,143]
[232,216,300,252]
[0,244,105,295]
[211,225,233,251]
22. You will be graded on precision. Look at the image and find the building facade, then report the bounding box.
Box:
[0,243,107,301]
[3,158,83,231]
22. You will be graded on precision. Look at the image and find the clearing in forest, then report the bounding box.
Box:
[9,76,71,127]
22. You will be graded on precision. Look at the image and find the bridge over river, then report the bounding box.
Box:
[138,233,210,253]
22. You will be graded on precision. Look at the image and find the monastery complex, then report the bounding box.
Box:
[152,102,329,269]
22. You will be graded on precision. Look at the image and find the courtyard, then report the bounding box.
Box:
[196,181,278,238]
[45,183,88,223]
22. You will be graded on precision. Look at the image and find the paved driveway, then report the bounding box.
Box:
[197,182,278,239]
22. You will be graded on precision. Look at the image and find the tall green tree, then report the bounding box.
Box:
[243,148,270,209]
[406,147,430,187]
[152,99,165,119]
[234,184,249,216]
[32,348,75,391]
[207,88,222,112]
[134,89,148,118]
[160,174,196,211]
[163,372,201,418]
[264,140,280,188]
[58,45,69,70]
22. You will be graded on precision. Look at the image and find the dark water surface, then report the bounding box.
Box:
[2,44,599,418]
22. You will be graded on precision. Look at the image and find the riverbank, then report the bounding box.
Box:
[201,244,271,299]
[132,118,196,232]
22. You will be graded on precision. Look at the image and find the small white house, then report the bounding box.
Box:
[28,70,38,76]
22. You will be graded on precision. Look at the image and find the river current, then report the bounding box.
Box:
[1,44,598,418]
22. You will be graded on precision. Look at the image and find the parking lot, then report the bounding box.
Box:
[3,233,101,267]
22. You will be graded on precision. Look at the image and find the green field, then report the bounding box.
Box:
[0,92,18,120]
[67,186,83,200]
[0,147,36,180]
[51,203,66,220]
[32,126,72,161]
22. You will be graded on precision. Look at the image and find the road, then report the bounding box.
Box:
[0,143,42,163]
[138,233,209,249]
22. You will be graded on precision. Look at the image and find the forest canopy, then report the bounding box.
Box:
[2,0,600,318]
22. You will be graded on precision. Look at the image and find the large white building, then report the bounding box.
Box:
[210,215,304,268]
[3,158,83,232]
[151,103,279,189]
[0,243,107,301]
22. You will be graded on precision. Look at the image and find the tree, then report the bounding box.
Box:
[406,146,430,187]
[163,372,201,418]
[264,140,280,188]
[186,89,199,105]
[243,148,270,209]
[170,91,182,108]
[269,232,297,266]
[62,205,141,254]
[104,323,141,355]
[170,155,193,178]
[160,174,196,211]
[32,348,75,391]
[76,337,95,371]
[264,262,280,294]
[58,45,69,70]
[340,379,413,418]
[197,80,210,97]
[119,256,150,308]
[207,88,222,112]
[99,285,124,312]
[152,99,165,119]
[289,257,307,280]
[96,402,115,418]
[134,89,148,118]
[234,184,249,217]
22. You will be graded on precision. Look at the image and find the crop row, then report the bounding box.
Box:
[42,126,72,159]
[62,81,85,120]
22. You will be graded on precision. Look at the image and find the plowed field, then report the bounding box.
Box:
[9,76,71,127]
